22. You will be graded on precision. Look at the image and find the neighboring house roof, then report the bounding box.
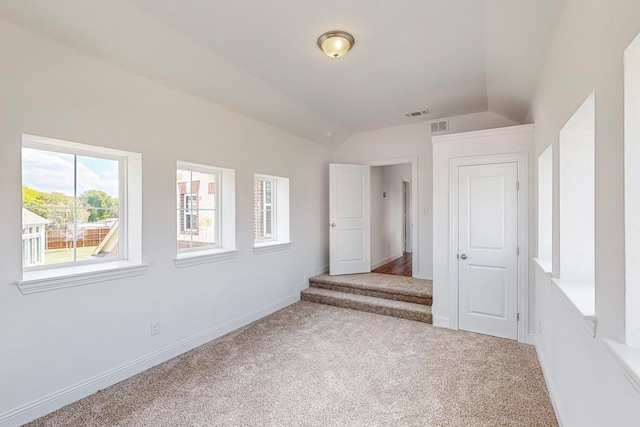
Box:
[22,208,49,226]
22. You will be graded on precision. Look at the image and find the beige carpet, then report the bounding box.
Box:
[27,302,557,426]
[311,273,432,299]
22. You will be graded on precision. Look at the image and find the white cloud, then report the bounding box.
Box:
[22,148,119,197]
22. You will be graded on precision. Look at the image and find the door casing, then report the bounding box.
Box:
[449,153,529,343]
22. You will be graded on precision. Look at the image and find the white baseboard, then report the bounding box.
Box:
[535,343,567,427]
[416,270,433,280]
[371,256,397,270]
[0,293,299,427]
[433,315,451,329]
[296,280,308,293]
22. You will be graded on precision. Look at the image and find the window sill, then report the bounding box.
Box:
[18,261,149,295]
[174,248,239,268]
[551,278,597,336]
[604,339,640,394]
[253,241,292,254]
[533,258,552,275]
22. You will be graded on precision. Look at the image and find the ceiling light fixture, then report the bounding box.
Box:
[317,30,355,58]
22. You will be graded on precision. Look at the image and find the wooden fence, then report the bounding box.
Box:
[46,227,111,250]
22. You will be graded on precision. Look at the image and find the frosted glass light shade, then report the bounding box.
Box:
[317,31,354,58]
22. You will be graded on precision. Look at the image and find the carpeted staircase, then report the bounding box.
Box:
[301,273,433,323]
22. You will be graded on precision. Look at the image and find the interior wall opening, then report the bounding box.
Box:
[370,163,412,277]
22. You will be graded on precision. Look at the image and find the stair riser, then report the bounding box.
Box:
[301,292,432,324]
[310,280,432,306]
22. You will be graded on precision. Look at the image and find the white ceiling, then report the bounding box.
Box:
[0,0,563,146]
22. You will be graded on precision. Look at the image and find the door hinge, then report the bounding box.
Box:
[516,181,520,191]
[517,247,520,256]
[517,313,520,322]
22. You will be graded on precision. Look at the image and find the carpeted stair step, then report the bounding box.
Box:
[309,273,432,306]
[301,287,432,324]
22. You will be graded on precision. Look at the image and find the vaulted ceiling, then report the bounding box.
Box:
[0,0,563,145]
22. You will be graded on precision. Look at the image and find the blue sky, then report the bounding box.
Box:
[22,148,119,197]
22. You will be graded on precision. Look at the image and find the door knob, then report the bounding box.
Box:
[331,223,336,227]
[459,254,467,260]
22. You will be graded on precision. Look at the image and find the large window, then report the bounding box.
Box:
[253,174,290,251]
[177,163,220,252]
[19,134,144,293]
[22,139,122,268]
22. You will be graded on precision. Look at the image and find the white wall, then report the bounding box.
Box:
[528,0,640,425]
[537,145,553,262]
[559,93,595,284]
[431,125,534,331]
[333,111,518,279]
[0,20,332,426]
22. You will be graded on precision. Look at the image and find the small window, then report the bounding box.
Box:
[254,177,276,242]
[177,163,220,252]
[174,162,236,267]
[254,174,290,251]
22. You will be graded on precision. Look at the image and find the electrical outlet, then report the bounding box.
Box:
[150,320,160,336]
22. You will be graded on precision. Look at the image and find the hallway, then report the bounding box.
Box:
[372,252,412,276]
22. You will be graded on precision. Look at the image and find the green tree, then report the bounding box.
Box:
[80,190,118,222]
[22,185,47,218]
[22,186,88,229]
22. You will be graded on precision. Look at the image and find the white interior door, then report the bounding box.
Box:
[329,163,370,275]
[458,162,519,340]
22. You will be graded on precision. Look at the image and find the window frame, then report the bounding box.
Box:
[174,161,237,267]
[253,173,290,253]
[21,139,127,272]
[18,134,146,295]
[176,161,222,254]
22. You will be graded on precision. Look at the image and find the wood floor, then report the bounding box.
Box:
[372,252,412,276]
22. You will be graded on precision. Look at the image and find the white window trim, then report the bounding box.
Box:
[253,241,292,254]
[537,145,553,269]
[625,32,640,347]
[18,134,146,294]
[174,161,236,267]
[604,340,640,394]
[551,277,597,336]
[253,173,290,253]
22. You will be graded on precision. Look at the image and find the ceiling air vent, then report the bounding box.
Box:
[404,109,429,118]
[431,120,449,133]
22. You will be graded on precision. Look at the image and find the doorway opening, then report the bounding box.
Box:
[370,163,412,277]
